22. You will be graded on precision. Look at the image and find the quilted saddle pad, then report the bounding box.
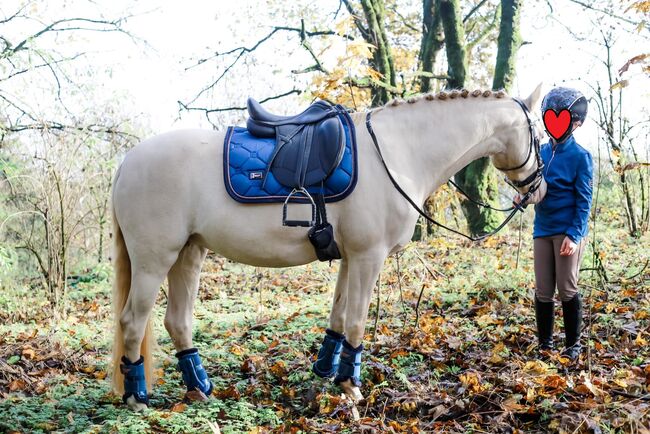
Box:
[223,111,358,204]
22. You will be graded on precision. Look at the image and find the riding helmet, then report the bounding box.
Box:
[541,87,588,123]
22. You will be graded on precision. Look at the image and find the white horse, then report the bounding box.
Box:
[111,85,544,411]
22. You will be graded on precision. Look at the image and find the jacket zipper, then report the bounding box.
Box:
[545,145,557,177]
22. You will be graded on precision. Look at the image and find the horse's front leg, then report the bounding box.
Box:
[313,260,348,378]
[164,242,213,401]
[335,252,384,402]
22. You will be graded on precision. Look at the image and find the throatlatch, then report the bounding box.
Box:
[334,341,363,387]
[176,348,214,396]
[312,329,345,378]
[120,355,149,405]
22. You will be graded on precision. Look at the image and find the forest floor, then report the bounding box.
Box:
[0,222,649,433]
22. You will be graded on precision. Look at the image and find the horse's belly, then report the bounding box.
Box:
[194,200,321,268]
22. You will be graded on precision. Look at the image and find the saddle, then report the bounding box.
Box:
[245,97,346,261]
[246,97,346,190]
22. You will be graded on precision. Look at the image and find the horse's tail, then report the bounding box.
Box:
[110,176,155,394]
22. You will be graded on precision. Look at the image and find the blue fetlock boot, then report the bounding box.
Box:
[312,329,345,378]
[120,355,149,405]
[334,340,363,387]
[176,348,213,396]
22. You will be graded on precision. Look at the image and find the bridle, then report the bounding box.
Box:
[366,97,544,242]
[494,98,544,195]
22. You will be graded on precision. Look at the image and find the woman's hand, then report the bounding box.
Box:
[512,178,548,207]
[560,236,578,256]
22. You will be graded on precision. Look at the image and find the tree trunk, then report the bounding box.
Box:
[493,0,521,91]
[439,0,467,89]
[359,0,396,105]
[418,0,444,92]
[440,0,502,236]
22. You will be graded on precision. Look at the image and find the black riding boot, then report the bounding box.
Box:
[561,294,582,360]
[535,298,555,352]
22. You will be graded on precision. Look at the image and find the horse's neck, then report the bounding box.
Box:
[368,99,506,202]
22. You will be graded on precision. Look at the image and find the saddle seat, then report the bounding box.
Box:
[246,97,346,190]
[247,98,338,131]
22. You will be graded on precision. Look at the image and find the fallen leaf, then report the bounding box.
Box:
[171,402,187,412]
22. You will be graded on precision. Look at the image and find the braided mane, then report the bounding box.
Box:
[384,88,508,108]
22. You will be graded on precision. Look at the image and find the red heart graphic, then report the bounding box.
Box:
[543,109,571,140]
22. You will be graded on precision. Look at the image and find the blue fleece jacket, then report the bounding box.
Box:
[533,135,594,243]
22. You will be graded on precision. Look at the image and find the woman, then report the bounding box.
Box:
[515,87,594,361]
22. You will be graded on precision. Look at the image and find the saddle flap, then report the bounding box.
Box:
[271,117,345,188]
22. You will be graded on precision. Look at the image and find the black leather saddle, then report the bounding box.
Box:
[246,97,346,189]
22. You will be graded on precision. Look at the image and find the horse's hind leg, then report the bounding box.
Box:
[164,241,213,399]
[120,251,178,411]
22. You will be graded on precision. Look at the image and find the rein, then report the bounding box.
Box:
[366,97,543,242]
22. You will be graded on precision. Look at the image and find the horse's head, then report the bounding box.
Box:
[490,83,545,197]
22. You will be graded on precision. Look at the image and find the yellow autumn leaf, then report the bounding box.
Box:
[523,360,549,374]
[635,332,647,346]
[335,17,354,36]
[347,40,376,59]
[230,344,246,356]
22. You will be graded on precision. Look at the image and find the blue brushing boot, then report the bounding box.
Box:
[176,348,213,396]
[120,355,149,405]
[312,329,345,378]
[334,340,363,387]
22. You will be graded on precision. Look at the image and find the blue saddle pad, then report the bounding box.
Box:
[223,111,358,203]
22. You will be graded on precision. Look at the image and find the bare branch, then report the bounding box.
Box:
[178,89,302,115]
[4,17,132,58]
[1,52,86,82]
[341,0,370,40]
[463,0,490,23]
[387,4,419,33]
[182,25,353,108]
[0,2,30,25]
[566,0,638,26]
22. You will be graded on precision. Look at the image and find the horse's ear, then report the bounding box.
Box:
[522,83,543,112]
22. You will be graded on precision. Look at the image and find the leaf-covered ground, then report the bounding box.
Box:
[0,224,648,433]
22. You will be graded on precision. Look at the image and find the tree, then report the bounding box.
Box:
[179,0,522,237]
[0,3,136,139]
[438,0,507,236]
[0,2,141,313]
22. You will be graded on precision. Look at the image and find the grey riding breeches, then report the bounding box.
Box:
[533,234,588,303]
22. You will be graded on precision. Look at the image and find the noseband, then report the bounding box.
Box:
[366,96,544,242]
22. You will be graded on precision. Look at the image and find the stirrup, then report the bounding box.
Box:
[282,188,316,227]
[120,355,149,405]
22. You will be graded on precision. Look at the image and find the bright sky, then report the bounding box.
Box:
[3,0,648,154]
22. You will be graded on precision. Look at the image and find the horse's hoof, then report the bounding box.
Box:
[185,389,210,402]
[337,378,364,403]
[126,395,148,412]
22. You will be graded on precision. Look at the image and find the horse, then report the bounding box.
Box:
[110,84,544,411]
